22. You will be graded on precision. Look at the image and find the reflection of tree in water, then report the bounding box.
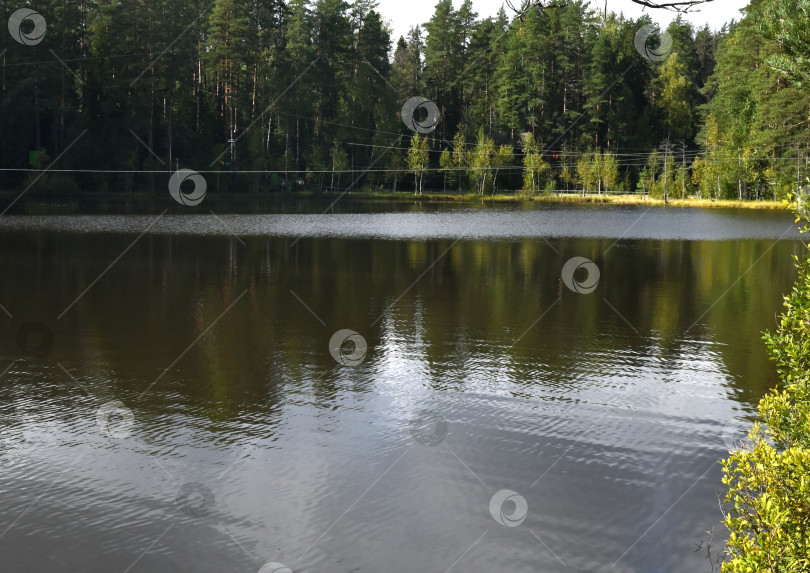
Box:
[3,232,796,419]
[246,241,288,286]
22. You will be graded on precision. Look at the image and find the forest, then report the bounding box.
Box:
[0,0,808,200]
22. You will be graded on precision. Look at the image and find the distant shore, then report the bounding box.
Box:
[0,189,789,211]
[325,190,788,210]
[365,191,788,209]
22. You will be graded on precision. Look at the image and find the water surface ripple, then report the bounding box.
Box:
[0,204,800,240]
[0,205,802,572]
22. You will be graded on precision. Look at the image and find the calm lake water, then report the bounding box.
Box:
[0,200,803,572]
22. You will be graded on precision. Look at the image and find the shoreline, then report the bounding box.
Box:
[371,192,787,209]
[0,189,789,210]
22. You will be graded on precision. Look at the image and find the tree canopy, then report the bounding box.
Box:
[0,0,806,199]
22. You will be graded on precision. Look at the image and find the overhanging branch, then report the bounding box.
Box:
[629,0,717,11]
[505,0,717,19]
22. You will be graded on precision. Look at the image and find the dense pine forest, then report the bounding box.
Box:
[0,0,808,200]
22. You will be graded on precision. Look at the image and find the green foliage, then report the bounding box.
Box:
[721,243,810,571]
[655,52,696,141]
[757,0,810,89]
[0,0,802,197]
[439,148,455,192]
[406,134,429,194]
[638,149,657,195]
[521,133,548,193]
[698,0,810,202]
[385,137,405,192]
[492,145,513,194]
[391,27,424,96]
[450,133,469,192]
[468,129,495,195]
[577,151,599,193]
[601,151,620,193]
[577,149,617,194]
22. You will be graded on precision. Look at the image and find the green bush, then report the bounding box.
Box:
[721,241,810,571]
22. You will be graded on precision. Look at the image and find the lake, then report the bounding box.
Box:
[0,200,803,572]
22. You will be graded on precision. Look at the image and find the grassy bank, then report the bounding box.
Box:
[348,191,787,210]
[0,188,789,210]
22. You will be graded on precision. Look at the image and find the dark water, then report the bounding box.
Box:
[0,203,803,572]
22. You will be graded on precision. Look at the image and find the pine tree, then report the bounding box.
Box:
[207,0,251,168]
[423,0,460,140]
[0,0,800,199]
